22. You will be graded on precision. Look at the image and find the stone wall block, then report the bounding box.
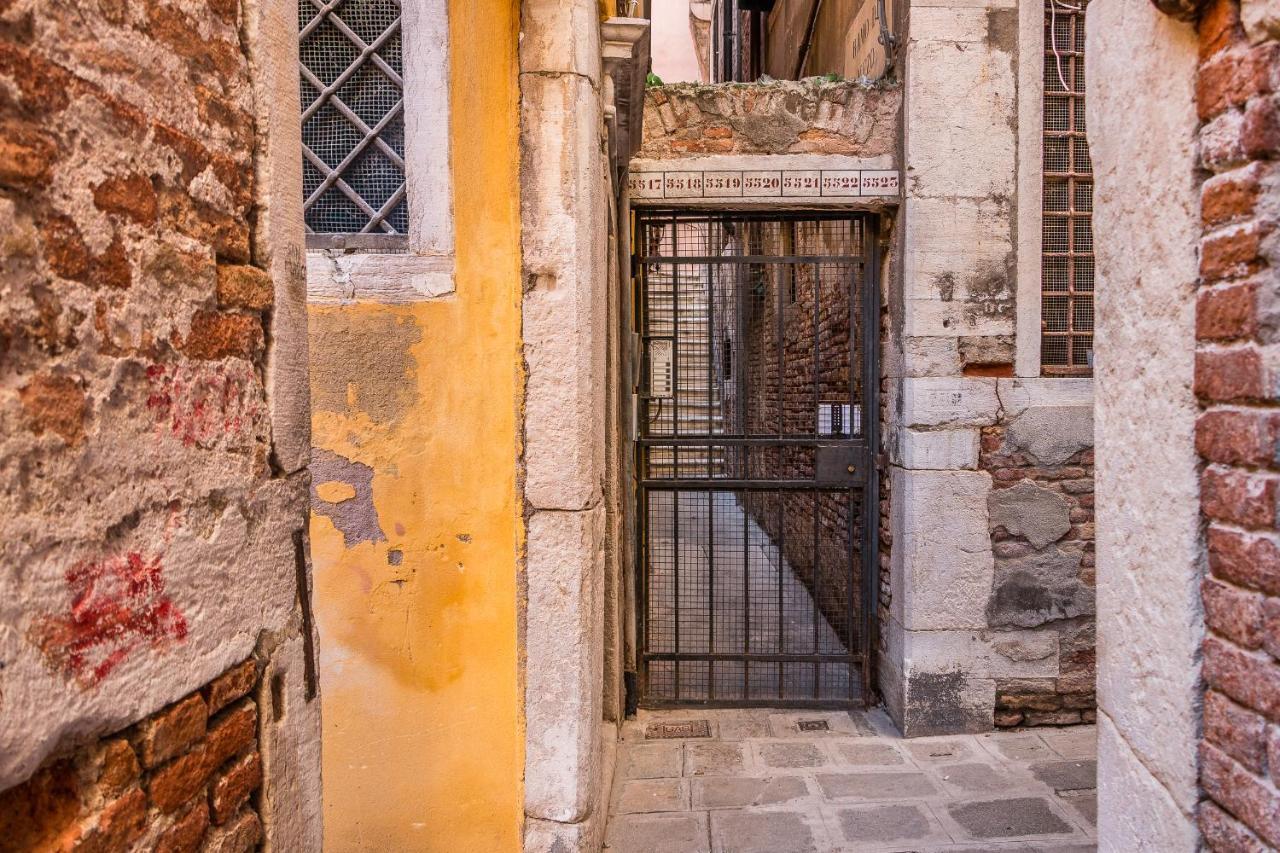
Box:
[1004,405,1094,465]
[902,628,1059,679]
[900,376,1001,428]
[896,468,995,631]
[988,546,1094,629]
[987,480,1072,549]
[996,378,1095,418]
[524,506,605,824]
[895,427,980,470]
[905,38,1016,200]
[901,197,1016,340]
[900,671,996,737]
[521,72,608,511]
[900,336,963,378]
[1242,0,1280,43]
[519,0,602,82]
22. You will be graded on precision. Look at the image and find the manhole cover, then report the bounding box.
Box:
[645,720,712,739]
[797,719,830,732]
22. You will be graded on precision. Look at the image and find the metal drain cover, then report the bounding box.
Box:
[645,720,712,739]
[797,719,830,732]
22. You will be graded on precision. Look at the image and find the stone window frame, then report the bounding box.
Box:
[1014,0,1094,377]
[304,0,455,303]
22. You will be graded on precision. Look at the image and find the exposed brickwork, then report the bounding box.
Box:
[1195,1,1280,847]
[0,659,263,852]
[0,0,310,823]
[980,428,1097,727]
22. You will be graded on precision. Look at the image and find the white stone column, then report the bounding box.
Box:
[519,1,610,849]
[1087,0,1202,848]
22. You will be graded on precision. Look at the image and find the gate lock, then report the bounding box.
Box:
[815,445,868,486]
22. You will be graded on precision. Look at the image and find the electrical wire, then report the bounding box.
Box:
[1049,0,1085,94]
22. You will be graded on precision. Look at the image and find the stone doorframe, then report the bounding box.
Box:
[518,4,649,850]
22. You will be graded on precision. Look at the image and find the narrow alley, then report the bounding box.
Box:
[1,0,1277,850]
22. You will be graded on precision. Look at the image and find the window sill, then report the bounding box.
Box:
[305,251,455,304]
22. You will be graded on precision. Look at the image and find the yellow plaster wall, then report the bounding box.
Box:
[308,0,524,849]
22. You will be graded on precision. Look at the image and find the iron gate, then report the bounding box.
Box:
[635,211,880,707]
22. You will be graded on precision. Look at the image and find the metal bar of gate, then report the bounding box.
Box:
[672,214,681,699]
[706,251,716,700]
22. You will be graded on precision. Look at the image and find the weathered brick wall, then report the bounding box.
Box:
[1192,0,1280,846]
[980,427,1096,727]
[0,660,263,852]
[639,79,900,159]
[0,0,316,841]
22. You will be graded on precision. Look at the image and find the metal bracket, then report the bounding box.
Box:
[815,445,867,486]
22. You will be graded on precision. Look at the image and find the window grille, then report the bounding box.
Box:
[298,0,408,238]
[1041,0,1093,375]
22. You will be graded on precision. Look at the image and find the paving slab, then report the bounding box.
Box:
[942,840,1100,845]
[977,732,1056,763]
[757,741,828,769]
[1029,760,1096,792]
[1037,727,1097,760]
[815,770,939,801]
[906,739,975,763]
[687,742,746,776]
[1056,788,1097,827]
[767,711,871,739]
[827,802,949,847]
[622,742,684,779]
[615,778,691,814]
[606,710,1096,853]
[605,812,711,853]
[829,740,907,767]
[709,809,824,853]
[692,776,811,810]
[712,710,773,741]
[932,761,1024,795]
[944,796,1075,840]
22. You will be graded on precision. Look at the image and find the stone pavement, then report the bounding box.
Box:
[603,709,1097,853]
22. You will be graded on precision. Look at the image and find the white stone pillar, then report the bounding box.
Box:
[1087,0,1202,848]
[519,1,610,849]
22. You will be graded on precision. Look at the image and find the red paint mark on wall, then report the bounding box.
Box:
[146,361,265,449]
[33,552,188,686]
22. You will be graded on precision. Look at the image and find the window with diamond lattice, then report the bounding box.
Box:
[1041,0,1093,375]
[299,0,407,238]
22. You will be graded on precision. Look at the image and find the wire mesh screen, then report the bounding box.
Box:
[299,0,408,235]
[1042,0,1093,374]
[636,212,877,707]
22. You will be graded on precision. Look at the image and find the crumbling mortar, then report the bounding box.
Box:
[519,69,601,95]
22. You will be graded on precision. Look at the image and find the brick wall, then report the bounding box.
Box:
[0,0,315,838]
[0,660,264,853]
[1193,0,1280,847]
[979,427,1097,727]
